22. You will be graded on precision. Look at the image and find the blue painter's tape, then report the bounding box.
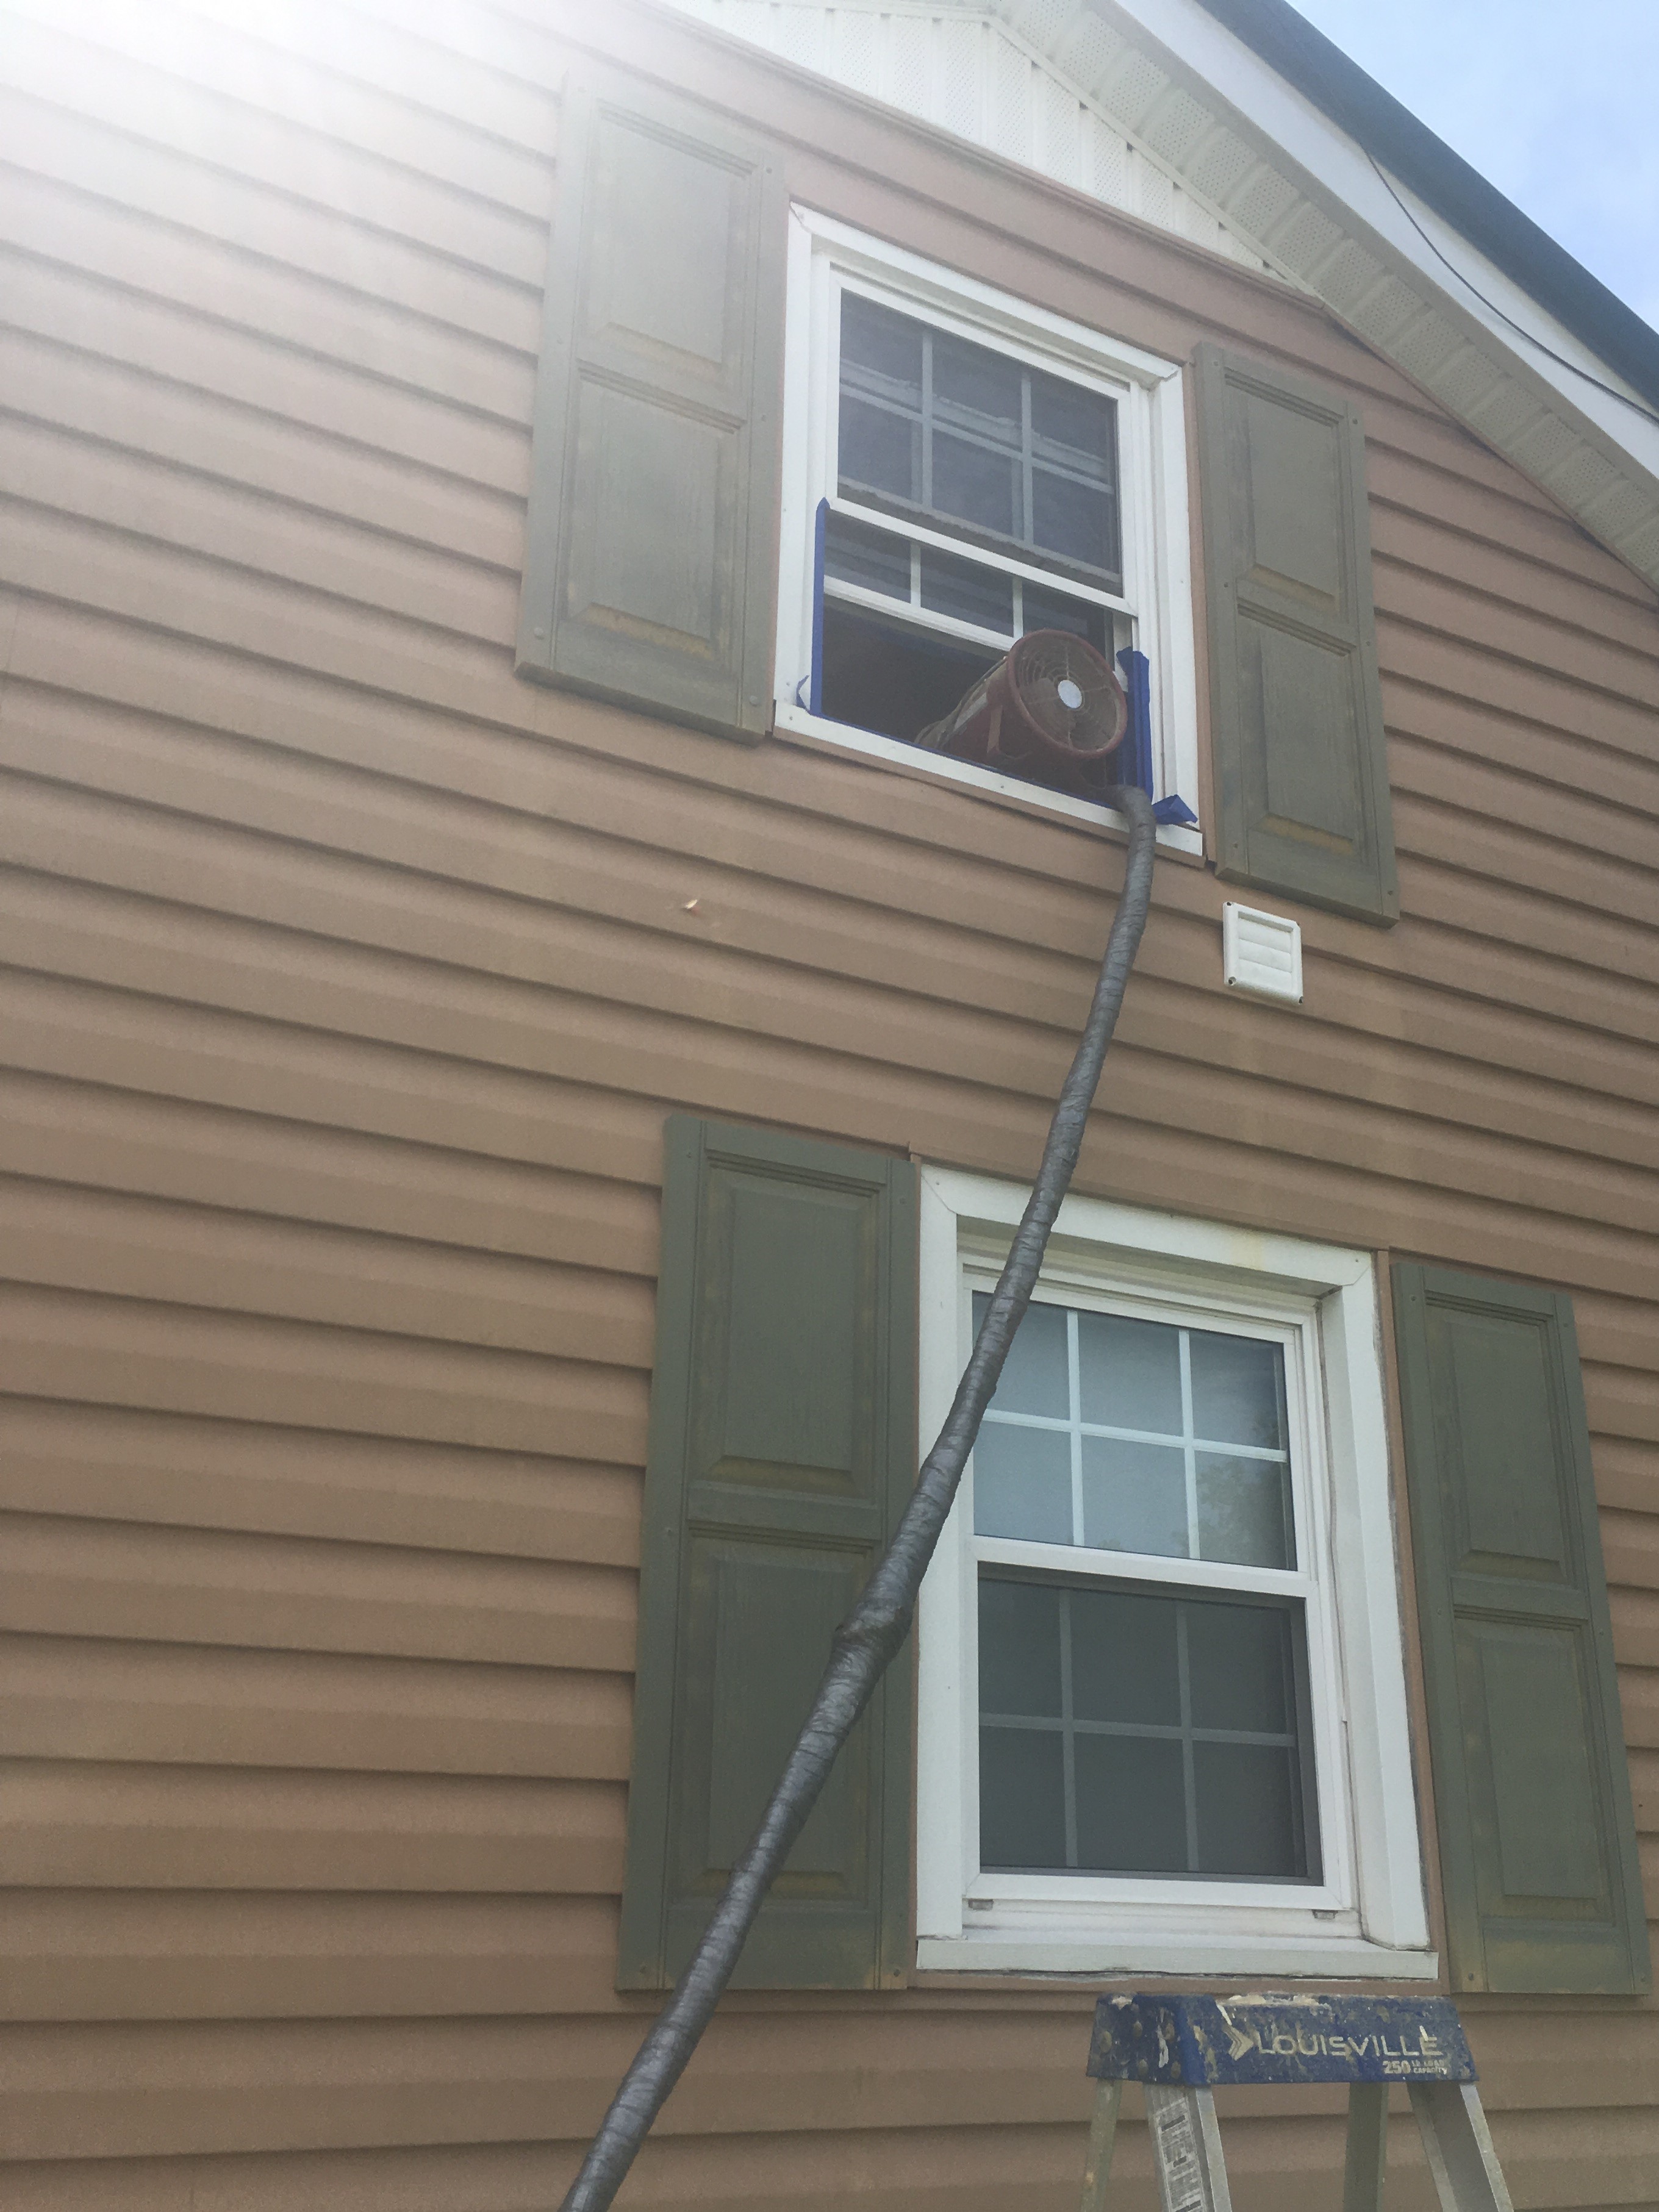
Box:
[1152,794,1199,827]
[1115,647,1154,797]
[809,498,828,718]
[1086,1994,1476,2087]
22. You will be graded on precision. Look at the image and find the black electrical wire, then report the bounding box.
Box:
[1364,151,1659,432]
[557,781,1159,2212]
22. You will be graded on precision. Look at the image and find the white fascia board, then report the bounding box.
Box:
[1083,0,1659,482]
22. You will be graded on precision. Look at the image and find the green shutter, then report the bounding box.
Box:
[1392,1264,1649,1994]
[1194,344,1398,923]
[618,1118,919,1990]
[515,72,785,739]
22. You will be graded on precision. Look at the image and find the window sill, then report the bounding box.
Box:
[917,1933,1439,1980]
[772,701,1205,857]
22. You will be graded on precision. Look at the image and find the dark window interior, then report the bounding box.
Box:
[819,601,1000,747]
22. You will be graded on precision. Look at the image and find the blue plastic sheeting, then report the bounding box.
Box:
[1087,1992,1476,2086]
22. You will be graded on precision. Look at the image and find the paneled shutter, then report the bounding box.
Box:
[1392,1264,1649,1994]
[1194,345,1399,923]
[515,72,785,738]
[618,1118,919,1990]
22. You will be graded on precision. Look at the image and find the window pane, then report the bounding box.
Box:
[840,292,924,393]
[973,1420,1072,1543]
[839,395,917,502]
[933,331,1021,435]
[1195,1453,1294,1569]
[920,545,1014,632]
[1077,1311,1182,1434]
[978,1294,1069,1417]
[1069,1586,1181,1726]
[1189,1330,1288,1450]
[1075,1734,1189,1873]
[1081,1435,1188,1558]
[932,432,1018,536]
[1194,1741,1300,1877]
[1030,370,1115,473]
[979,1578,1062,1717]
[823,513,911,598]
[976,1580,1316,1882]
[1022,582,1106,651]
[1185,1600,1292,1734]
[980,1726,1067,1868]
[1031,468,1117,571]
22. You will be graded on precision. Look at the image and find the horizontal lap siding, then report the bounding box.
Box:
[0,2,1654,2208]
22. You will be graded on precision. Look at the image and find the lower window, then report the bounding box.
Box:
[979,1577,1320,1884]
[915,1170,1434,1978]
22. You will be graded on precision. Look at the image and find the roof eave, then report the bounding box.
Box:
[1187,0,1659,414]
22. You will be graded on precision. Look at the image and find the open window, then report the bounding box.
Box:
[776,211,1201,842]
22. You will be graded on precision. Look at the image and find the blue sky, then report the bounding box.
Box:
[1286,0,1659,333]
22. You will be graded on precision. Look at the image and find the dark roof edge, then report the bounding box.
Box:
[1188,0,1659,417]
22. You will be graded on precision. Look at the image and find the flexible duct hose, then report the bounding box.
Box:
[561,782,1159,2212]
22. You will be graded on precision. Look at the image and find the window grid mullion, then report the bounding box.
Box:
[920,329,934,512]
[1176,1605,1199,1875]
[1178,1328,1200,1560]
[1067,1309,1084,1549]
[980,1404,1288,1465]
[1059,1587,1079,1870]
[981,1711,1296,1752]
[1020,368,1034,548]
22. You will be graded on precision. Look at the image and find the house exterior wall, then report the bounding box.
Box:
[0,2,1654,2207]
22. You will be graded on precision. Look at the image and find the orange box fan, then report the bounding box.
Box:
[915,629,1128,797]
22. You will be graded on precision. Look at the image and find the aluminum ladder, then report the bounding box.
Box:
[1080,1994,1513,2212]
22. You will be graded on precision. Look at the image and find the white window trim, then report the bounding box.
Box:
[915,1167,1435,1980]
[774,207,1203,858]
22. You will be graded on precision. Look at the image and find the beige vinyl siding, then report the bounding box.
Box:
[0,0,1654,2206]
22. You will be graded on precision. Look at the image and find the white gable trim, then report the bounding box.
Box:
[667,0,1283,278]
[660,0,1659,593]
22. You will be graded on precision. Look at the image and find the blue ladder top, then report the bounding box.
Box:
[1087,1993,1476,2089]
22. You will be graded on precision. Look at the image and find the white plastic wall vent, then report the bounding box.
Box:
[1222,901,1303,1003]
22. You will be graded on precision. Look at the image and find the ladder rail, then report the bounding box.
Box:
[1410,2082,1516,2212]
[1078,2079,1121,2212]
[1342,2081,1388,2212]
[1145,2085,1232,2212]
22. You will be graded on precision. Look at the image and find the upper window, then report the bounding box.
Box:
[915,1169,1433,1979]
[775,211,1200,843]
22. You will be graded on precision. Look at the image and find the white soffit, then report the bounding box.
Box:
[660,0,1659,593]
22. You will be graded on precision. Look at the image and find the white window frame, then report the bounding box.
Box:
[773,207,1203,857]
[915,1167,1434,1979]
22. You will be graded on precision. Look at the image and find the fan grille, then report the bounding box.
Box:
[1011,632,1124,753]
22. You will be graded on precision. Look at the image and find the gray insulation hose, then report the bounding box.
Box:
[561,782,1158,2212]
